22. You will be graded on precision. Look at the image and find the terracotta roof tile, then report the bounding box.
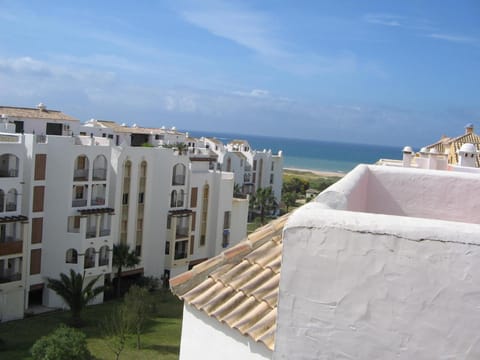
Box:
[170,213,290,351]
[0,106,78,121]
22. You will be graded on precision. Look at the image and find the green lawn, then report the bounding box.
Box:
[0,290,183,360]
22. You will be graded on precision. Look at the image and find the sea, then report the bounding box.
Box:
[187,130,401,174]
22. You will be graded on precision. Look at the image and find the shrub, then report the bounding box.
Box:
[31,325,92,360]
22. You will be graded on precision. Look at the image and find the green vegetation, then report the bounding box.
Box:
[280,169,341,213]
[0,290,182,360]
[113,243,140,297]
[250,187,278,224]
[47,269,104,327]
[31,325,92,360]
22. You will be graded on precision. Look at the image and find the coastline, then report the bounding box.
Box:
[283,167,346,178]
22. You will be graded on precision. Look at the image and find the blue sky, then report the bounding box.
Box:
[0,0,479,146]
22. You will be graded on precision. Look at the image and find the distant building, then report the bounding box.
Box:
[0,103,259,321]
[172,162,480,359]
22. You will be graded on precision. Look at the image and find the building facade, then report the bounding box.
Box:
[0,104,252,320]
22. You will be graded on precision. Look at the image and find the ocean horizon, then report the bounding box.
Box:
[187,130,402,173]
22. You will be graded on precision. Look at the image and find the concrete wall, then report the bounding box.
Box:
[180,304,271,360]
[275,202,480,359]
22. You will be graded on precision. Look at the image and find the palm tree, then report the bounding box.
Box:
[253,187,278,224]
[113,243,140,297]
[47,269,104,327]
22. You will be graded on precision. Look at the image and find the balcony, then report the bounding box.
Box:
[74,169,89,181]
[99,229,111,237]
[92,168,107,181]
[0,271,21,284]
[86,229,96,239]
[0,240,23,256]
[72,199,87,207]
[172,175,185,186]
[175,227,189,239]
[6,202,17,212]
[91,197,105,206]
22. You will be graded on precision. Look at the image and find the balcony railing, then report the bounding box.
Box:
[99,229,111,237]
[174,251,188,260]
[92,168,107,181]
[91,197,105,206]
[0,240,23,256]
[0,169,18,177]
[84,257,95,269]
[86,229,96,239]
[36,134,47,144]
[172,175,185,185]
[0,272,22,284]
[175,227,189,239]
[72,199,87,207]
[73,169,89,181]
[6,202,17,212]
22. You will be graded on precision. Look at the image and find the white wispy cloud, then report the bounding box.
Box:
[427,33,477,44]
[178,1,357,76]
[364,14,403,27]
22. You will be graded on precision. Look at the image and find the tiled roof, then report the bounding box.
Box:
[0,106,78,121]
[96,120,183,135]
[426,132,480,166]
[170,214,289,351]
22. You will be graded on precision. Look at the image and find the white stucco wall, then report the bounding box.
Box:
[275,201,480,360]
[180,304,272,360]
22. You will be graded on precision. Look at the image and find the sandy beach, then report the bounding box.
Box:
[283,167,346,178]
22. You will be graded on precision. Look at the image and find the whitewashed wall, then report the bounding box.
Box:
[275,202,480,360]
[180,304,272,360]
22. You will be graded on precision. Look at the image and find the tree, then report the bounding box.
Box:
[113,243,140,297]
[47,269,104,327]
[253,187,278,224]
[101,306,131,360]
[31,324,92,360]
[282,191,297,212]
[124,285,156,350]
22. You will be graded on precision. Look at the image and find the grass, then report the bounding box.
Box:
[0,290,183,360]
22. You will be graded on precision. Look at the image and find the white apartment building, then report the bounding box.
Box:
[203,138,283,203]
[0,104,249,320]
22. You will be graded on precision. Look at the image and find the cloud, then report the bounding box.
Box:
[364,14,403,27]
[178,1,357,76]
[427,33,477,44]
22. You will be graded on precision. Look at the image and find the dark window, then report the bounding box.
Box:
[14,121,24,133]
[46,123,62,135]
[122,193,129,205]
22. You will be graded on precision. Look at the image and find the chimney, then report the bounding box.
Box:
[37,103,46,112]
[465,123,474,134]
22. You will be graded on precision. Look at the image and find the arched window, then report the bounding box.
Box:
[226,157,232,172]
[66,248,78,264]
[0,189,4,212]
[6,189,17,212]
[172,163,186,185]
[99,246,109,266]
[93,155,107,180]
[0,154,19,177]
[170,190,177,208]
[84,247,95,268]
[177,189,184,207]
[73,155,89,181]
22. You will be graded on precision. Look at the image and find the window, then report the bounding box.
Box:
[0,189,4,212]
[172,163,186,185]
[67,216,81,233]
[223,211,231,230]
[34,154,47,180]
[32,186,45,212]
[165,241,170,255]
[31,218,43,244]
[271,162,274,171]
[170,190,177,208]
[122,193,129,205]
[73,155,89,181]
[84,248,95,268]
[75,186,84,199]
[138,192,144,204]
[99,246,109,266]
[135,245,142,257]
[92,155,107,180]
[174,240,188,260]
[190,235,195,255]
[190,187,198,207]
[222,231,230,248]
[6,189,17,211]
[30,249,41,274]
[66,249,78,264]
[253,160,257,171]
[270,174,274,185]
[200,185,209,246]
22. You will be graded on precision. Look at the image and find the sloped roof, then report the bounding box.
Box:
[96,120,182,135]
[0,106,78,121]
[170,214,290,351]
[425,131,480,166]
